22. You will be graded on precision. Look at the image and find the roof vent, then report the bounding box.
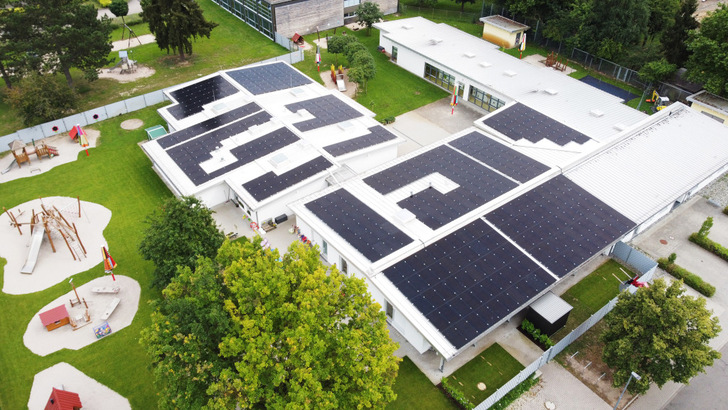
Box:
[464,52,476,58]
[590,109,604,117]
[429,38,443,45]
[544,89,558,96]
[503,70,517,77]
[394,208,417,224]
[337,121,354,131]
[290,88,305,97]
[402,24,413,30]
[613,123,627,131]
[479,61,492,68]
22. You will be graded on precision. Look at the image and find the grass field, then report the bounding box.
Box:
[551,259,633,342]
[444,343,524,404]
[0,105,172,409]
[387,357,457,410]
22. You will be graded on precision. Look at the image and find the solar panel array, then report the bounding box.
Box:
[305,189,414,262]
[383,219,554,349]
[158,103,262,149]
[167,113,300,186]
[449,131,550,183]
[168,76,239,120]
[482,103,591,146]
[323,126,398,157]
[486,176,635,277]
[243,156,334,201]
[227,62,312,95]
[364,146,517,229]
[286,95,363,132]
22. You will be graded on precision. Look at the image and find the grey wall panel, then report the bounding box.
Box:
[62,113,88,131]
[84,108,108,124]
[105,101,128,117]
[124,95,147,112]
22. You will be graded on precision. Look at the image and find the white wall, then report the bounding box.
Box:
[254,178,331,224]
[197,184,229,208]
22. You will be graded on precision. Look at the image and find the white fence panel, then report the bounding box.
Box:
[124,95,147,111]
[62,113,87,130]
[105,101,128,118]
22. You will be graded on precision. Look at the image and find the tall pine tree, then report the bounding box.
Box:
[141,0,218,60]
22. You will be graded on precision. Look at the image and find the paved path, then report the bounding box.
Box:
[509,362,610,410]
[663,343,728,410]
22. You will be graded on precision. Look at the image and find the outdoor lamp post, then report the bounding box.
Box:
[614,371,641,410]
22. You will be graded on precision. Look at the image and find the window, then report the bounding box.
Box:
[322,240,328,258]
[340,258,348,274]
[424,63,456,92]
[392,46,398,63]
[385,301,394,319]
[468,85,506,112]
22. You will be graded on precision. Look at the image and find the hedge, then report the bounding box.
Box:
[441,377,474,409]
[657,257,716,297]
[689,232,728,264]
[521,319,555,347]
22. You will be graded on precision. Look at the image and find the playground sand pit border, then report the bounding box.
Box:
[1,197,111,295]
[120,119,144,130]
[28,362,131,410]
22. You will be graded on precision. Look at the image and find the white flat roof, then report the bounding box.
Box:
[687,90,728,116]
[374,17,646,143]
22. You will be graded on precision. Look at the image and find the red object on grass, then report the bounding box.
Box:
[45,387,82,410]
[39,305,69,328]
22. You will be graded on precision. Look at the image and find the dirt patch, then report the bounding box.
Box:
[120,119,143,130]
[97,65,155,83]
[319,68,357,99]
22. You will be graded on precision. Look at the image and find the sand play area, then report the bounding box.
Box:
[23,275,140,356]
[1,196,112,295]
[27,362,131,410]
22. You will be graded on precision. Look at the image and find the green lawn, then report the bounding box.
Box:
[551,259,633,342]
[445,343,524,404]
[0,105,172,409]
[388,357,456,410]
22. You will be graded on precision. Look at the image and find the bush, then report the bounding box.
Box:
[723,205,728,216]
[99,0,112,6]
[689,232,728,264]
[697,217,714,238]
[657,257,716,297]
[668,252,677,264]
[521,319,554,347]
[441,377,474,409]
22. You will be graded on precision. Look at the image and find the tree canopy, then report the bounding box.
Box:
[686,4,728,96]
[138,196,225,288]
[141,238,400,409]
[7,72,78,126]
[141,0,218,60]
[356,1,384,35]
[109,0,129,21]
[601,278,721,394]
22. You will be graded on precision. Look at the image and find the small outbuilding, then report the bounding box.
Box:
[525,292,573,336]
[144,125,168,141]
[39,305,70,332]
[479,15,529,49]
[687,90,728,124]
[45,387,82,410]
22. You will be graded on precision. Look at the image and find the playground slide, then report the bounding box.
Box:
[20,226,45,274]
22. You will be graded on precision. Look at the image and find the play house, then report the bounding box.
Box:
[479,15,529,49]
[39,305,70,331]
[45,387,82,410]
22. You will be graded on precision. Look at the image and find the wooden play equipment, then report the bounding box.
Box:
[45,387,83,410]
[39,305,70,331]
[6,140,59,170]
[545,51,568,72]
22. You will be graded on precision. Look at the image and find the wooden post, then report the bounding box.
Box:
[77,196,81,218]
[54,206,72,229]
[30,209,35,235]
[3,207,22,235]
[44,221,56,253]
[60,230,76,261]
[72,223,86,255]
[82,297,88,309]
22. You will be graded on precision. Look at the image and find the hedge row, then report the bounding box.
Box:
[488,376,540,410]
[521,319,554,347]
[689,232,728,264]
[657,258,716,297]
[441,377,474,410]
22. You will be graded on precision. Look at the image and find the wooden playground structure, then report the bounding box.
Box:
[545,51,568,72]
[3,197,87,273]
[6,139,59,172]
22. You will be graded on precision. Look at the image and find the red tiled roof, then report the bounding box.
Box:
[39,305,69,327]
[45,387,82,410]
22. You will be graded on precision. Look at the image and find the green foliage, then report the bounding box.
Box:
[99,0,112,6]
[388,357,457,409]
[689,231,728,266]
[657,256,715,297]
[724,205,728,216]
[487,376,539,410]
[138,195,225,288]
[639,58,677,84]
[356,1,384,35]
[109,0,129,18]
[327,35,357,65]
[668,252,677,264]
[601,278,721,394]
[414,0,438,7]
[344,39,368,63]
[451,0,475,13]
[687,4,728,96]
[142,239,400,408]
[697,216,714,238]
[440,377,474,409]
[662,0,698,66]
[446,343,524,404]
[521,319,555,347]
[141,0,218,59]
[6,73,78,126]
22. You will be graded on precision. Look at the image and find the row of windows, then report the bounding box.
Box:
[468,85,507,112]
[213,0,273,39]
[424,63,457,92]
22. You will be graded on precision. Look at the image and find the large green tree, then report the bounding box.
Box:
[140,0,218,60]
[601,278,721,394]
[7,72,78,126]
[662,0,698,66]
[138,196,225,288]
[686,4,728,96]
[141,239,400,409]
[356,1,383,36]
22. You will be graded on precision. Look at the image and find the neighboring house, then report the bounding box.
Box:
[687,90,728,124]
[210,0,398,39]
[479,15,529,49]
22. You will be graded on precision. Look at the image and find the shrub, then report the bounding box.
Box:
[441,377,474,409]
[99,0,112,7]
[689,232,728,264]
[723,205,728,216]
[668,252,677,264]
[488,376,540,410]
[657,257,716,297]
[521,319,554,347]
[697,217,713,238]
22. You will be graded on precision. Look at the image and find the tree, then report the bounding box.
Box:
[662,0,698,67]
[588,0,650,60]
[6,73,78,126]
[348,50,376,95]
[452,0,474,12]
[141,239,401,409]
[686,4,728,96]
[344,41,367,64]
[141,0,218,60]
[639,58,677,84]
[356,1,383,36]
[109,0,129,25]
[601,278,721,394]
[20,0,113,87]
[138,196,225,288]
[326,35,357,65]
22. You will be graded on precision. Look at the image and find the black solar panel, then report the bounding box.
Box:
[227,62,312,95]
[449,131,550,183]
[158,103,262,149]
[482,103,591,146]
[323,126,398,157]
[486,175,635,277]
[305,189,414,262]
[168,76,239,120]
[364,146,517,229]
[383,219,555,349]
[243,156,334,201]
[286,95,363,132]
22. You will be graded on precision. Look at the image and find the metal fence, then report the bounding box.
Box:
[611,241,657,279]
